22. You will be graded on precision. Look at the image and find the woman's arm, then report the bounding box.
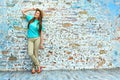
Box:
[40,31,44,49]
[21,8,36,15]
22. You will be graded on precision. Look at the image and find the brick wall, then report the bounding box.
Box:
[0,0,120,71]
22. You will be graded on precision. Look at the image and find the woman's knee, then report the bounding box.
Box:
[28,52,33,56]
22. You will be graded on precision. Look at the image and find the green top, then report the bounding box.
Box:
[26,14,45,38]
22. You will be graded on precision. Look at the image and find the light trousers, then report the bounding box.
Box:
[28,37,40,69]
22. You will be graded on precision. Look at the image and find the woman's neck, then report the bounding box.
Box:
[35,18,38,20]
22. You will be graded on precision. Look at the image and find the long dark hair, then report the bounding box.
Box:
[27,8,43,34]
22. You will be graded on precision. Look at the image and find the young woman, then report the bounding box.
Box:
[21,8,44,74]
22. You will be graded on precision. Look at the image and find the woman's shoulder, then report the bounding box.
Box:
[26,14,34,22]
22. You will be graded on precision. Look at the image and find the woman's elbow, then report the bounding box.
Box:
[21,10,26,15]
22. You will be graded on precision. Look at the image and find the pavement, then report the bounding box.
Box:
[0,68,120,80]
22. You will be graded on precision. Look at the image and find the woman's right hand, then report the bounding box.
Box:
[32,8,36,11]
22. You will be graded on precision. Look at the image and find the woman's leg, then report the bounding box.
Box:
[34,38,40,58]
[32,50,36,69]
[32,63,36,69]
[34,37,40,67]
[28,38,40,68]
[34,38,42,73]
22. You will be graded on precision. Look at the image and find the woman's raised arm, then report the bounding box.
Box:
[21,8,36,15]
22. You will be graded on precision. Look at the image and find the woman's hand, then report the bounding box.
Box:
[32,8,37,11]
[39,45,44,49]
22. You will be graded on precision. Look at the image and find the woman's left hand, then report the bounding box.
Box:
[39,46,44,49]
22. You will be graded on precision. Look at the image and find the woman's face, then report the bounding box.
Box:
[34,11,40,19]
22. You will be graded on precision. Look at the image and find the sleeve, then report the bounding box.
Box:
[26,14,34,22]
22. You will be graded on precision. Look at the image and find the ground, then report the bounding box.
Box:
[0,68,120,80]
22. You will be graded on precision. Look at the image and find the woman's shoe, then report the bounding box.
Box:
[37,66,42,74]
[31,68,36,74]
